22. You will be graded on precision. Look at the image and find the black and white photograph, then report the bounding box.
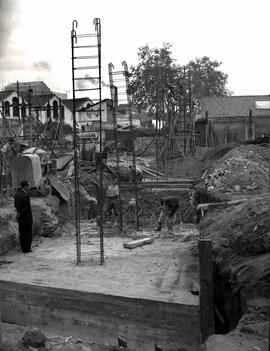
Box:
[0,0,269,350]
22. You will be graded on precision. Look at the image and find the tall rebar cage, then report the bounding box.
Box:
[71,18,104,265]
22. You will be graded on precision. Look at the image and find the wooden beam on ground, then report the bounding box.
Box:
[123,237,154,249]
[197,199,247,211]
[198,239,215,342]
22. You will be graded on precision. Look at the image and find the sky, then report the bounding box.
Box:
[0,0,269,99]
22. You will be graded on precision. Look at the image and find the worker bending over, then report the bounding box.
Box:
[155,196,179,232]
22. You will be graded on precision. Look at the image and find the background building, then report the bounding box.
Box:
[196,95,270,146]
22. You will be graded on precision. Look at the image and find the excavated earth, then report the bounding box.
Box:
[200,196,270,351]
[154,144,270,350]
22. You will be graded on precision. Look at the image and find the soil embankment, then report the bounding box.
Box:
[196,144,270,351]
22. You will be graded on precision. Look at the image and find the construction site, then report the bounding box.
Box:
[0,19,269,351]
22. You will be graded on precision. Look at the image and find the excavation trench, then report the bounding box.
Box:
[213,262,243,335]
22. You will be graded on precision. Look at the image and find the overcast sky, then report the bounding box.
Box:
[0,0,269,98]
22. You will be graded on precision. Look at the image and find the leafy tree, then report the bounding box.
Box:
[186,56,232,106]
[129,45,231,114]
[129,43,178,114]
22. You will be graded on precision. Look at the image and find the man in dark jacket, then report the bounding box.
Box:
[14,180,33,253]
[155,196,179,232]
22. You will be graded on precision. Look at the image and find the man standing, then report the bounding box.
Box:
[14,180,33,253]
[155,196,179,232]
[103,178,119,217]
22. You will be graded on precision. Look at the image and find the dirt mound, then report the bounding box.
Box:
[201,194,270,257]
[203,144,269,193]
[202,142,240,161]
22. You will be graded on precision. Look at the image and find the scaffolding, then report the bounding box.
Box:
[154,65,196,178]
[71,18,104,265]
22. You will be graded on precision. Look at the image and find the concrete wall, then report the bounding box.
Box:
[196,115,270,146]
[0,280,200,351]
[212,119,245,144]
[255,116,270,137]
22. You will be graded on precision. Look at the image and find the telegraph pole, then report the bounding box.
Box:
[28,88,33,147]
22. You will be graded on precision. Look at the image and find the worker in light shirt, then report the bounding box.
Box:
[103,178,119,217]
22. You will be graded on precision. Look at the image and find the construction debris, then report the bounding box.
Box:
[21,328,47,348]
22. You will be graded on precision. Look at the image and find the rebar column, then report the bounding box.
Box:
[108,63,123,232]
[122,61,139,230]
[95,18,104,265]
[71,20,81,264]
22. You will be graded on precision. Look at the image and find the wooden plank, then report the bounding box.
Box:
[123,237,154,249]
[198,239,215,342]
[0,280,200,351]
[197,199,247,211]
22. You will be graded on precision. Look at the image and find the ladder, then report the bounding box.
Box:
[108,62,140,231]
[71,18,104,265]
[108,63,123,233]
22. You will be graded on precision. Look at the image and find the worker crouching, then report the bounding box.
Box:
[155,196,179,232]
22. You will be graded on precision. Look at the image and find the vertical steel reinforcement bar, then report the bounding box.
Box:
[108,63,123,232]
[94,18,104,265]
[122,61,139,230]
[71,20,81,264]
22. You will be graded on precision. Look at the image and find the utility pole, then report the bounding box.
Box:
[28,88,33,147]
[183,66,187,155]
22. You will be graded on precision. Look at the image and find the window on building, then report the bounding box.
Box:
[46,103,51,119]
[256,101,270,109]
[53,101,58,119]
[4,101,10,116]
[12,97,19,117]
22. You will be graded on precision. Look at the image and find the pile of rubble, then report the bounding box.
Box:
[203,144,269,193]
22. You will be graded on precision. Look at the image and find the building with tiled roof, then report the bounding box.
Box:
[0,82,64,138]
[196,95,270,146]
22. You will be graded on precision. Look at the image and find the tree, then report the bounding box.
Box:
[129,45,231,114]
[129,43,178,115]
[186,56,232,108]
